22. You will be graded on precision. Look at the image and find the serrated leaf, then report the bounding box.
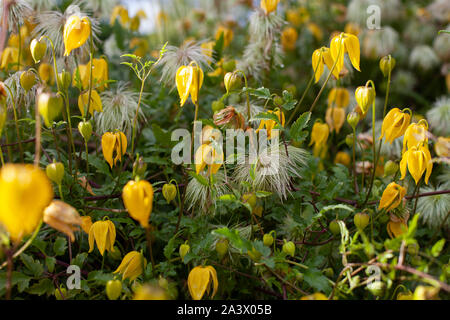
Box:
[290,111,311,141]
[304,268,331,294]
[213,227,252,253]
[72,253,88,268]
[53,237,67,256]
[243,87,271,99]
[45,256,56,273]
[27,279,54,296]
[20,253,44,277]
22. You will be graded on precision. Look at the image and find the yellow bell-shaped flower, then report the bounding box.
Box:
[330,32,361,76]
[256,108,285,140]
[43,200,82,242]
[307,22,323,41]
[101,131,127,168]
[261,0,280,15]
[326,107,346,134]
[400,143,433,185]
[110,5,130,27]
[402,121,428,154]
[309,121,329,148]
[122,179,154,228]
[387,220,408,238]
[195,144,223,176]
[114,251,147,282]
[38,63,54,85]
[312,47,339,83]
[215,26,234,47]
[328,88,350,109]
[0,164,53,242]
[88,220,116,256]
[162,183,177,203]
[281,27,298,51]
[380,108,411,144]
[176,63,204,107]
[187,265,219,300]
[88,58,109,91]
[378,182,406,212]
[80,216,92,234]
[334,151,351,167]
[0,47,19,70]
[354,85,375,115]
[63,15,91,56]
[78,89,103,117]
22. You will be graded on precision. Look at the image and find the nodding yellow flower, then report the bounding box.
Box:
[110,5,130,27]
[195,144,223,176]
[156,11,168,27]
[133,284,168,300]
[30,38,47,63]
[256,108,285,140]
[80,216,92,234]
[43,200,82,242]
[122,180,154,228]
[200,41,215,59]
[88,220,116,256]
[101,131,127,168]
[300,293,328,300]
[400,144,433,185]
[261,0,280,15]
[312,47,339,83]
[0,164,53,242]
[309,122,329,149]
[435,137,450,158]
[325,106,346,133]
[378,182,406,212]
[281,27,298,51]
[328,88,350,109]
[38,63,54,85]
[63,15,91,56]
[334,151,351,167]
[387,220,408,238]
[73,64,88,88]
[306,23,323,41]
[215,26,234,47]
[78,90,103,117]
[162,183,177,203]
[344,22,361,36]
[135,9,147,19]
[129,16,140,32]
[354,85,375,115]
[83,58,109,91]
[402,121,428,154]
[380,108,411,144]
[114,251,147,281]
[330,32,361,76]
[187,266,219,300]
[0,47,19,70]
[38,92,63,128]
[286,7,309,26]
[176,63,204,107]
[130,37,149,58]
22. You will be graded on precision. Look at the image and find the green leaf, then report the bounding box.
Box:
[27,279,54,296]
[53,237,67,256]
[213,227,252,253]
[431,239,445,257]
[72,253,88,268]
[254,112,281,125]
[218,194,237,201]
[188,171,209,186]
[164,233,180,260]
[255,191,272,198]
[243,87,271,100]
[281,90,297,111]
[304,268,331,293]
[20,253,44,277]
[290,111,311,141]
[45,256,56,273]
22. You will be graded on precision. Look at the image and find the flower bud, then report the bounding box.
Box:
[367,281,385,297]
[282,240,295,257]
[46,161,64,185]
[215,239,229,258]
[211,100,225,113]
[345,134,354,147]
[106,280,122,300]
[78,121,92,141]
[162,183,177,203]
[179,242,190,260]
[57,70,72,91]
[54,287,67,300]
[224,72,242,93]
[355,86,375,115]
[132,155,147,179]
[263,233,274,247]
[346,111,360,129]
[329,220,341,235]
[323,268,334,278]
[38,92,63,128]
[379,56,396,77]
[247,247,262,262]
[383,160,398,177]
[20,70,36,92]
[273,95,283,106]
[354,212,370,230]
[30,38,47,63]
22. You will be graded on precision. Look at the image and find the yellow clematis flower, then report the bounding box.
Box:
[312,47,339,83]
[402,120,428,154]
[434,137,450,158]
[286,7,309,26]
[101,131,127,168]
[133,284,168,300]
[0,164,53,242]
[330,32,361,76]
[309,121,329,149]
[78,89,103,117]
[325,107,346,133]
[300,293,328,300]
[354,85,375,115]
[80,58,109,91]
[88,219,116,256]
[400,144,433,185]
[195,144,223,176]
[81,216,92,234]
[187,266,219,300]
[334,151,351,167]
[200,41,215,59]
[261,0,280,15]
[378,182,406,212]
[344,22,361,36]
[43,200,82,242]
[306,23,323,41]
[387,220,408,238]
[162,183,177,203]
[215,26,234,47]
[281,27,298,51]
[176,62,203,107]
[110,5,130,27]
[256,108,285,140]
[38,63,54,85]
[0,47,19,70]
[122,179,154,228]
[114,251,147,282]
[380,108,411,144]
[328,87,349,108]
[63,15,91,56]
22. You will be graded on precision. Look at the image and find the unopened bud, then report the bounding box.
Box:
[380,55,396,77]
[132,155,147,179]
[179,242,190,260]
[282,240,295,257]
[354,212,370,230]
[57,70,72,91]
[30,38,47,63]
[215,239,229,258]
[106,280,122,300]
[347,111,360,129]
[46,160,64,185]
[263,233,274,247]
[224,72,242,93]
[212,100,225,113]
[162,183,177,203]
[384,160,398,177]
[78,121,92,142]
[20,70,36,92]
[345,133,354,147]
[38,92,63,128]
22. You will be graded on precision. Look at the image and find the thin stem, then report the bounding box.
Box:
[0,145,4,166]
[4,84,23,162]
[131,79,145,156]
[235,70,251,120]
[145,226,156,272]
[34,89,42,167]
[85,141,89,175]
[412,179,422,215]
[287,69,316,125]
[352,127,357,193]
[363,81,377,205]
[40,36,60,92]
[84,29,94,120]
[6,249,13,300]
[58,183,64,201]
[51,125,61,161]
[62,92,75,178]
